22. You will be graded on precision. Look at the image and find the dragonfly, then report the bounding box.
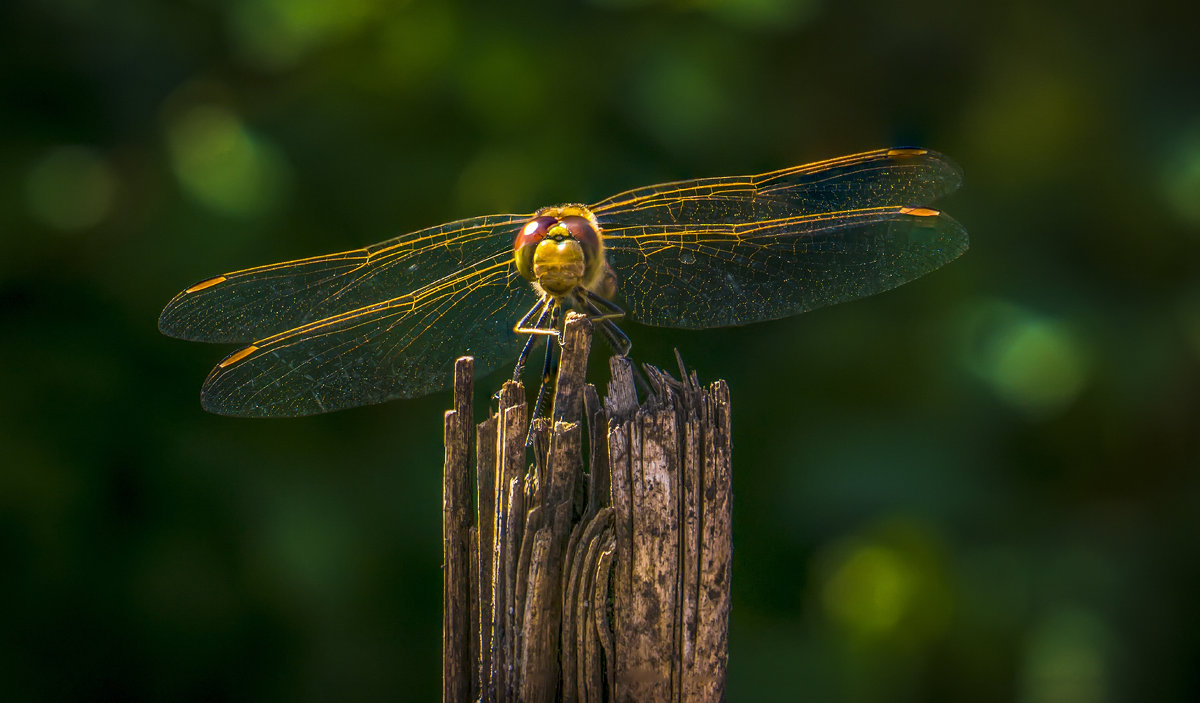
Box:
[159,147,967,417]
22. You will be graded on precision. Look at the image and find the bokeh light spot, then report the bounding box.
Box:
[25,146,117,231]
[959,300,1089,418]
[377,4,456,87]
[1161,127,1200,227]
[166,104,289,218]
[817,521,954,650]
[228,0,378,70]
[695,0,820,30]
[822,543,917,637]
[630,44,729,152]
[1020,606,1110,703]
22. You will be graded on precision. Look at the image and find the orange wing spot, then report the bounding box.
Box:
[219,345,258,368]
[899,207,940,217]
[887,148,928,157]
[186,276,227,293]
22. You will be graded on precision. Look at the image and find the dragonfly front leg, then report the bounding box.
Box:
[511,296,554,385]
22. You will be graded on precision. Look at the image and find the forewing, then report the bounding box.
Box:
[595,148,966,328]
[159,213,528,344]
[591,148,961,228]
[199,255,531,417]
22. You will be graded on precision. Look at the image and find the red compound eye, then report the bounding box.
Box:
[558,215,601,257]
[514,215,559,282]
[515,215,558,252]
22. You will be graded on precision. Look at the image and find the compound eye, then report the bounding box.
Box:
[514,215,558,281]
[515,215,558,251]
[558,215,601,255]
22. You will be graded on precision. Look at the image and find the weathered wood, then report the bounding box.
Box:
[516,315,592,702]
[605,356,639,420]
[623,407,680,702]
[583,384,609,520]
[563,506,614,703]
[475,414,498,701]
[606,406,634,700]
[469,525,480,701]
[691,381,732,701]
[443,357,474,703]
[502,474,524,700]
[680,394,701,672]
[593,541,617,700]
[492,381,527,701]
[442,311,733,702]
[551,317,592,427]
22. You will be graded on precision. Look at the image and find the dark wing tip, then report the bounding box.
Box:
[158,275,253,343]
[907,208,969,262]
[199,344,339,418]
[888,147,964,197]
[199,352,269,418]
[157,289,193,339]
[159,275,227,339]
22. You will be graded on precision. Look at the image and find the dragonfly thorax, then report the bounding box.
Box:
[514,205,609,299]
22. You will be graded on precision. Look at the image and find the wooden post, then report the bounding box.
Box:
[443,357,474,703]
[442,313,732,703]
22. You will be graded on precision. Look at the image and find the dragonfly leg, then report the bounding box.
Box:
[527,302,563,446]
[577,289,633,357]
[596,318,632,357]
[578,287,627,323]
[577,286,646,398]
[511,297,552,384]
[514,294,560,337]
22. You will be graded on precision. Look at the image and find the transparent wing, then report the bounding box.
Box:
[164,147,965,416]
[591,148,961,226]
[159,213,529,344]
[592,149,967,328]
[199,254,532,417]
[603,207,966,328]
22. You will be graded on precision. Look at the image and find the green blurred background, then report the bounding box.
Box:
[4,0,1199,700]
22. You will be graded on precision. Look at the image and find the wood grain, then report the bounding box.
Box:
[442,313,733,702]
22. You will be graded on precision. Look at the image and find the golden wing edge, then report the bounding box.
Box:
[621,207,969,330]
[157,248,371,344]
[193,258,521,417]
[590,146,963,216]
[752,208,971,323]
[158,212,530,344]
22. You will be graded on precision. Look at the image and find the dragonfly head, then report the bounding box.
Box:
[514,205,607,298]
